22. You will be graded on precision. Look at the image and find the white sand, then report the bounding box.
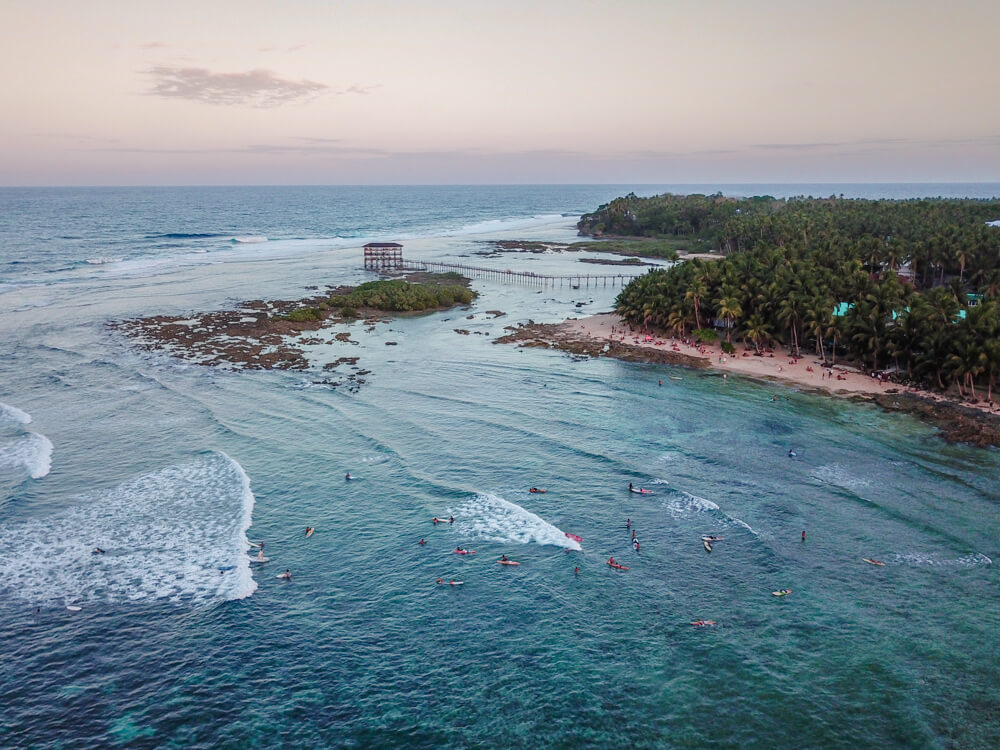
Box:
[562,313,1000,414]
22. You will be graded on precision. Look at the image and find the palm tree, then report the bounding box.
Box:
[715,296,742,343]
[742,314,772,355]
[686,275,708,331]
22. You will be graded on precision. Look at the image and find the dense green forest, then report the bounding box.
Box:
[594,194,1000,400]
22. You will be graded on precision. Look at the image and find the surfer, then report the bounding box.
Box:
[419,539,426,545]
[500,554,508,562]
[633,539,640,552]
[345,472,352,480]
[608,557,616,566]
[278,570,291,579]
[801,530,806,542]
[92,547,105,555]
[256,548,266,562]
[432,517,441,524]
[626,518,631,528]
[305,527,313,536]
[629,482,633,491]
[449,516,454,524]
[574,567,579,575]
[788,448,796,457]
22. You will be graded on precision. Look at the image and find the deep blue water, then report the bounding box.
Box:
[1,185,998,749]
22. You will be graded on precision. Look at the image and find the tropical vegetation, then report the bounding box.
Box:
[597,193,1000,400]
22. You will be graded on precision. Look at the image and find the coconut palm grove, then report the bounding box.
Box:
[584,193,1000,401]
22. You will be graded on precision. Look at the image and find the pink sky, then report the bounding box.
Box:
[1,0,998,185]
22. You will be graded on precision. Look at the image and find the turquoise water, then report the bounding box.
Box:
[1,186,998,748]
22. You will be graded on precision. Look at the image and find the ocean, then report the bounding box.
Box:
[1,184,998,748]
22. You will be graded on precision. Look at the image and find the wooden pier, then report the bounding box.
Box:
[394,260,645,288]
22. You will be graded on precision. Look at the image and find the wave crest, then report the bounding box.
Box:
[0,451,257,606]
[450,492,581,550]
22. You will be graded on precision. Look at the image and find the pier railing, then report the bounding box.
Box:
[388,260,645,288]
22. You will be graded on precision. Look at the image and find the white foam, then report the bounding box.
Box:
[664,491,761,536]
[667,491,720,515]
[0,451,257,606]
[890,552,992,568]
[812,464,872,492]
[440,214,569,238]
[232,236,268,244]
[450,492,582,550]
[0,401,32,425]
[84,257,123,265]
[0,433,53,481]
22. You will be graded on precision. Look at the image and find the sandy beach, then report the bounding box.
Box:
[496,312,1000,445]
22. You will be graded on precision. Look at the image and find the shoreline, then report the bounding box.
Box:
[495,312,1000,447]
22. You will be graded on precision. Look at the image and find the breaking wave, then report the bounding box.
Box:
[449,492,582,550]
[0,451,257,606]
[0,402,52,481]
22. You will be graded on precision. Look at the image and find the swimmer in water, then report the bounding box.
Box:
[278,570,291,580]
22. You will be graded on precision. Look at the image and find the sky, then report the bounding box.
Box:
[1,0,998,186]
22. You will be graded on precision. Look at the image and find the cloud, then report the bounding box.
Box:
[341,84,380,96]
[83,140,389,158]
[144,66,330,107]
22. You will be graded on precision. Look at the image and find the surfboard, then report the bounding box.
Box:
[771,589,792,597]
[249,556,270,564]
[305,528,315,537]
[497,560,521,566]
[564,532,583,543]
[218,565,236,571]
[630,488,653,494]
[703,540,712,553]
[453,549,476,555]
[701,536,723,542]
[247,541,261,548]
[276,573,291,579]
[862,558,885,566]
[607,562,629,570]
[66,605,82,611]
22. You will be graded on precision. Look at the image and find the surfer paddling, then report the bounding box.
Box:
[277,570,291,580]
